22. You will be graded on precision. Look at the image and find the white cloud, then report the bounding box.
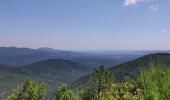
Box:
[161,28,168,33]
[124,0,153,7]
[124,0,138,6]
[149,4,159,11]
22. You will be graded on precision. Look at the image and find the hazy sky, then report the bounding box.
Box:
[0,0,170,50]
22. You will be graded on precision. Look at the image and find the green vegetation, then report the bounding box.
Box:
[89,66,115,99]
[1,53,170,100]
[7,78,46,100]
[0,59,88,98]
[78,66,141,100]
[55,85,78,100]
[2,53,169,99]
[139,63,170,100]
[5,63,170,100]
[111,53,170,81]
[72,53,170,88]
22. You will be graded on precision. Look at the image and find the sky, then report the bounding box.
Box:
[0,0,170,50]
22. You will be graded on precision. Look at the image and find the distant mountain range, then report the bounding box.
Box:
[0,47,86,67]
[0,47,144,67]
[71,53,170,88]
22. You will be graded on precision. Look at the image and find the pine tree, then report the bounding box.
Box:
[90,66,115,100]
[55,85,78,100]
[7,78,46,100]
[79,87,95,100]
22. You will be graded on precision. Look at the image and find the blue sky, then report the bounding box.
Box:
[0,0,170,50]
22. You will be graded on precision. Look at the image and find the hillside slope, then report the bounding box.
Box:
[16,59,89,85]
[0,59,89,98]
[0,65,24,98]
[110,53,170,81]
[71,53,170,88]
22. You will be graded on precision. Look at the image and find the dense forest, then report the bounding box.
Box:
[4,63,170,100]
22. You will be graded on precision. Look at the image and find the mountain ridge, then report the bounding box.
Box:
[0,47,140,68]
[71,53,170,88]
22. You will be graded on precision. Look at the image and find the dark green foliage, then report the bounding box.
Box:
[90,66,115,99]
[79,88,95,100]
[7,78,46,100]
[55,85,78,100]
[79,66,141,100]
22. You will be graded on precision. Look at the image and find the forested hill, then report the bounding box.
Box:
[14,59,90,89]
[71,53,170,88]
[110,53,170,81]
[0,59,89,98]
